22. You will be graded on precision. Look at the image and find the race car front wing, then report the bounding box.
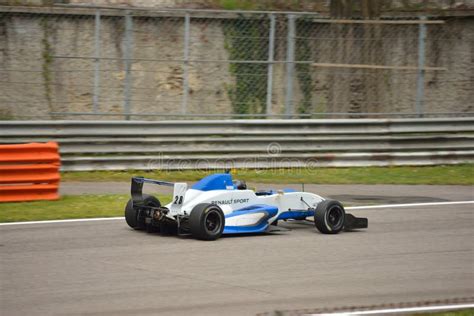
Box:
[344,213,368,231]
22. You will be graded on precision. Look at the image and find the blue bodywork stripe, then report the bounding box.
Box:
[277,210,314,220]
[191,173,234,191]
[256,188,296,196]
[224,210,315,234]
[222,206,315,234]
[223,204,278,234]
[224,222,270,234]
[225,204,278,219]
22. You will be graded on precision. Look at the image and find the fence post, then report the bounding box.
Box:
[265,13,276,116]
[92,9,101,114]
[123,11,133,120]
[416,16,427,118]
[182,13,191,115]
[285,14,296,118]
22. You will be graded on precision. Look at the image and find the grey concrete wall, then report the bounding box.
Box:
[0,8,472,119]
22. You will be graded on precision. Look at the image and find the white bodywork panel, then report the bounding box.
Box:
[165,184,325,219]
[225,212,267,226]
[168,182,187,213]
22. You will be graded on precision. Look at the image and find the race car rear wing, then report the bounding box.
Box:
[131,176,174,204]
[131,176,187,207]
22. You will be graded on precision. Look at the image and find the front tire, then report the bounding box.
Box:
[314,200,345,234]
[125,194,161,230]
[189,203,225,240]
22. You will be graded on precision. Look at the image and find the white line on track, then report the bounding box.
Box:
[0,217,123,226]
[346,200,474,210]
[308,303,474,315]
[0,200,473,227]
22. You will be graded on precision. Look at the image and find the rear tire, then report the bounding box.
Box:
[125,194,161,230]
[189,203,225,240]
[314,200,345,234]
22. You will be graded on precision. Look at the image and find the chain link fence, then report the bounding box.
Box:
[0,6,472,120]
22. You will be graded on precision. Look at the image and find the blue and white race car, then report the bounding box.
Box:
[125,172,368,240]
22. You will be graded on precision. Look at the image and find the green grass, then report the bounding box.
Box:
[62,165,474,185]
[216,0,257,10]
[205,0,326,11]
[2,165,472,223]
[0,194,171,223]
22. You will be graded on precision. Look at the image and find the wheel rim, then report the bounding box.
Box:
[327,206,344,229]
[204,210,222,234]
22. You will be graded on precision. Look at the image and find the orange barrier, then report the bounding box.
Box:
[0,142,60,202]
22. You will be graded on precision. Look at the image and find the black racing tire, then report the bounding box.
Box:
[314,200,345,234]
[189,203,225,240]
[125,194,161,230]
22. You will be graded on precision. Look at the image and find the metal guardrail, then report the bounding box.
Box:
[0,118,473,171]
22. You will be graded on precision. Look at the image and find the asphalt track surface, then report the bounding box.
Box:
[1,189,473,315]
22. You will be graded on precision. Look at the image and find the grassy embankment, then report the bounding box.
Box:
[62,165,474,185]
[1,165,472,223]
